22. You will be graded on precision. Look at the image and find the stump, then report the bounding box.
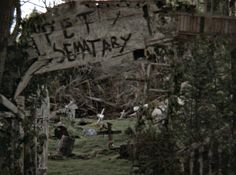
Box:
[57,135,75,156]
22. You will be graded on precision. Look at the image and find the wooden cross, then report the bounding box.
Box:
[96,108,105,124]
[97,122,122,149]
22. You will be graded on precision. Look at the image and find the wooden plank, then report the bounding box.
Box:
[86,96,117,107]
[148,88,169,93]
[149,63,170,67]
[184,15,188,32]
[180,14,184,32]
[14,60,49,99]
[35,89,50,175]
[0,112,15,118]
[20,1,152,76]
[0,94,18,114]
[196,16,200,33]
[23,2,148,61]
[97,130,122,135]
[177,12,236,36]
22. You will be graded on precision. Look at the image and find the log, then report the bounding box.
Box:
[148,88,170,93]
[86,96,117,107]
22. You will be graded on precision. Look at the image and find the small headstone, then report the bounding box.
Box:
[54,123,69,139]
[65,100,78,120]
[58,135,75,156]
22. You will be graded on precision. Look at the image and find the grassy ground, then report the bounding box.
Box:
[48,118,135,175]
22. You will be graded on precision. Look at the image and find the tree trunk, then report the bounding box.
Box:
[0,0,17,90]
[231,48,236,137]
[230,0,236,16]
[230,47,236,174]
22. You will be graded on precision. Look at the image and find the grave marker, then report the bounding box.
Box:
[97,122,122,149]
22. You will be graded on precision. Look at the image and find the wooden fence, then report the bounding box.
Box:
[179,126,234,175]
[177,13,236,36]
[182,143,231,175]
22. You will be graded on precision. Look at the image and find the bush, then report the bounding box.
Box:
[133,126,181,175]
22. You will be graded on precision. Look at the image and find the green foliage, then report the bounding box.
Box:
[0,116,24,174]
[171,36,232,143]
[124,126,135,137]
[133,127,181,175]
[131,36,234,174]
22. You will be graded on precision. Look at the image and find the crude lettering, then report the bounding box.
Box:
[42,21,55,45]
[61,18,75,39]
[120,33,132,53]
[102,39,112,56]
[76,12,94,34]
[87,39,101,57]
[111,36,120,48]
[53,43,65,63]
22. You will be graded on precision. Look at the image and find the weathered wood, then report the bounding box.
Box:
[208,145,213,175]
[15,96,25,175]
[97,122,122,149]
[149,63,170,67]
[199,146,204,175]
[125,77,146,82]
[97,130,122,135]
[87,96,117,107]
[177,12,236,36]
[35,88,50,175]
[0,94,18,114]
[22,1,149,70]
[189,150,194,175]
[148,88,170,93]
[0,112,15,118]
[14,60,49,99]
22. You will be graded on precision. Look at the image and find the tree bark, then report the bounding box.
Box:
[230,0,236,16]
[0,0,18,90]
[231,48,236,136]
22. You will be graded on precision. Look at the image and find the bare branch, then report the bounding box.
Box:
[42,0,49,9]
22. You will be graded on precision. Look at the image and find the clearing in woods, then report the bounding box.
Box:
[48,118,135,175]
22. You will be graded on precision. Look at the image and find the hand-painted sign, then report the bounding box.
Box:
[24,1,150,73]
[15,1,154,99]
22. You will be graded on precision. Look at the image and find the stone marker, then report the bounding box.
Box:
[57,135,75,156]
[54,122,69,139]
[65,100,78,120]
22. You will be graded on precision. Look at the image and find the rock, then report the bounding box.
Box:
[83,128,97,136]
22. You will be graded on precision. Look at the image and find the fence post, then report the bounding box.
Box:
[199,145,203,175]
[35,88,50,175]
[190,150,194,175]
[15,96,25,175]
